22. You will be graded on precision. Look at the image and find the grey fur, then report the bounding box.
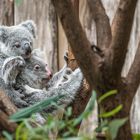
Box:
[0,20,36,59]
[1,52,83,110]
[0,21,83,112]
[0,20,36,107]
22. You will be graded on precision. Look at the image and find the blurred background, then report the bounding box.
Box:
[0,0,140,133]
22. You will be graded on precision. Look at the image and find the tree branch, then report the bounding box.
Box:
[110,0,138,81]
[0,89,17,133]
[126,41,140,99]
[87,0,112,49]
[0,89,17,115]
[52,0,102,89]
[0,110,17,133]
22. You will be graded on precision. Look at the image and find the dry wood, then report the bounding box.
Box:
[0,89,17,133]
[0,89,17,116]
[0,110,17,133]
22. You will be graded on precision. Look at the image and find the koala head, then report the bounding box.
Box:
[0,20,36,59]
[20,49,52,89]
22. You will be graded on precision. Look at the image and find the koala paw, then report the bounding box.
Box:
[14,97,28,108]
[64,51,68,64]
[56,68,73,87]
[7,88,28,108]
[15,57,26,70]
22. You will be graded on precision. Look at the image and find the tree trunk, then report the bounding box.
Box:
[0,0,14,25]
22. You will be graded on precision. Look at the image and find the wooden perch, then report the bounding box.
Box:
[0,89,17,115]
[87,0,112,49]
[0,89,17,133]
[110,0,138,81]
[0,110,17,133]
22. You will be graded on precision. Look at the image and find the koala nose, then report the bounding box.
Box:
[45,65,52,79]
[24,43,31,55]
[47,71,52,79]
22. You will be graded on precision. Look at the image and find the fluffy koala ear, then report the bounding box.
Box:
[0,27,8,43]
[20,20,36,38]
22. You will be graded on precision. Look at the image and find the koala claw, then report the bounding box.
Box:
[65,68,72,75]
[15,98,28,108]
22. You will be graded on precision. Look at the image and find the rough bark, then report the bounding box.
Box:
[0,89,17,116]
[0,111,17,133]
[52,0,102,89]
[0,90,17,133]
[110,0,138,81]
[52,0,139,139]
[66,0,92,119]
[126,41,140,101]
[87,0,112,49]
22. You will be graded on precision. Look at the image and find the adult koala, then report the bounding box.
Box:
[0,20,37,84]
[0,20,36,59]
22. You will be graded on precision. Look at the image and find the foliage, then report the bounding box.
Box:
[96,90,128,140]
[10,94,64,122]
[3,90,129,140]
[133,134,140,140]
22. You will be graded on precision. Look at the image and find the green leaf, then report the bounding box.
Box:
[65,107,72,117]
[95,120,108,133]
[98,90,117,103]
[10,94,64,122]
[133,134,140,140]
[108,118,128,139]
[15,122,25,140]
[2,131,13,140]
[59,137,89,140]
[100,105,123,118]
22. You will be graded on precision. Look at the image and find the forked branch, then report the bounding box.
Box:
[52,0,102,89]
[110,0,138,81]
[87,0,112,49]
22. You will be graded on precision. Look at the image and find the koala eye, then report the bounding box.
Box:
[34,64,40,71]
[14,42,20,48]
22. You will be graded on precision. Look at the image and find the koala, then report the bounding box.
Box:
[24,68,83,108]
[0,50,52,108]
[0,20,36,59]
[1,56,25,86]
[1,51,83,110]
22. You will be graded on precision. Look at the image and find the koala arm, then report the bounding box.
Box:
[0,78,28,108]
[24,68,83,111]
[1,56,25,86]
[47,52,69,89]
[0,56,28,108]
